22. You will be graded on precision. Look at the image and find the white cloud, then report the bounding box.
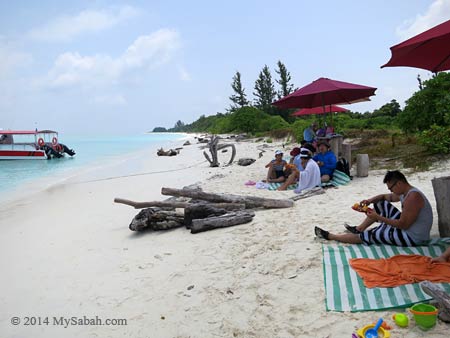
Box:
[0,37,33,79]
[396,0,450,40]
[28,5,140,42]
[42,29,181,89]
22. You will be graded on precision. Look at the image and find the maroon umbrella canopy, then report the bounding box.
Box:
[273,77,377,110]
[381,19,450,72]
[291,105,349,117]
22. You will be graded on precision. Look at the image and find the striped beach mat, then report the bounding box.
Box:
[323,238,450,312]
[321,170,351,188]
[267,182,297,191]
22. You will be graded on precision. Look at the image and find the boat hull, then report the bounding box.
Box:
[0,150,47,160]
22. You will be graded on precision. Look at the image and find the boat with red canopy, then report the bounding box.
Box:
[0,130,75,160]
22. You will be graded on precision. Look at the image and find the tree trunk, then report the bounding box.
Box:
[129,208,184,231]
[356,154,369,177]
[431,176,450,237]
[161,187,294,209]
[420,281,450,322]
[190,210,255,234]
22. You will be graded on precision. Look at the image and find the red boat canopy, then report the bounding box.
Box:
[0,130,58,135]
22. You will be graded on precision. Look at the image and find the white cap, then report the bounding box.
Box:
[275,150,283,155]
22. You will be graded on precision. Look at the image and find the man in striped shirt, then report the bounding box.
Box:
[315,170,433,247]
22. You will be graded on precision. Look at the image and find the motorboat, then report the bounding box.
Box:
[0,129,75,160]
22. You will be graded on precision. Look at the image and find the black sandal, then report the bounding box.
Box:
[344,223,361,234]
[314,226,330,240]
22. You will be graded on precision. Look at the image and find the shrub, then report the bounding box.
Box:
[417,125,450,154]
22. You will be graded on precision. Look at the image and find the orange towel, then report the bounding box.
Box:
[349,254,450,288]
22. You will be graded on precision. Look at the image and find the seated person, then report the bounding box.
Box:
[303,123,318,143]
[265,150,287,183]
[313,141,337,182]
[278,148,321,192]
[325,125,334,136]
[315,170,433,247]
[316,125,326,138]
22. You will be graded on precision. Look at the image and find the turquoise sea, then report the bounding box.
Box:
[0,133,186,196]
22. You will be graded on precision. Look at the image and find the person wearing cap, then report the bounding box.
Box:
[277,147,321,192]
[313,140,337,182]
[303,123,318,143]
[265,150,288,183]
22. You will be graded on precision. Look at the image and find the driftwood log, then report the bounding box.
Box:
[237,158,256,166]
[161,187,294,209]
[203,135,236,167]
[191,210,255,234]
[420,281,450,322]
[129,207,184,231]
[114,198,245,210]
[157,148,179,156]
[431,176,450,237]
[184,203,246,228]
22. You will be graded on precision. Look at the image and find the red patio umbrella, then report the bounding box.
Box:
[381,19,450,72]
[291,105,349,117]
[273,77,377,110]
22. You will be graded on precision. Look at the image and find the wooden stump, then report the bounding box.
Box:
[356,154,369,177]
[431,176,450,237]
[129,208,184,231]
[342,143,352,170]
[190,211,255,234]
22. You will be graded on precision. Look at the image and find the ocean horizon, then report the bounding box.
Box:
[0,132,188,201]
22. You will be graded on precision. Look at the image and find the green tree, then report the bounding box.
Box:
[372,99,401,118]
[275,60,294,99]
[253,65,276,114]
[398,72,450,132]
[229,106,265,133]
[229,71,249,111]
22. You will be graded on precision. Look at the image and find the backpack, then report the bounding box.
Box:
[336,157,351,178]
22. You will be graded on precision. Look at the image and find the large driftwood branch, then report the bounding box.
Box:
[161,187,294,209]
[420,281,450,322]
[190,210,255,234]
[203,135,236,167]
[114,198,245,210]
[115,198,189,209]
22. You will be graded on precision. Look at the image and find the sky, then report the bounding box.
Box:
[0,0,449,135]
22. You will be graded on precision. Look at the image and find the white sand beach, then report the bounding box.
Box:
[1,135,449,338]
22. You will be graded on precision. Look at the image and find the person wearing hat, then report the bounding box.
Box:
[313,140,337,182]
[277,148,321,192]
[265,150,288,183]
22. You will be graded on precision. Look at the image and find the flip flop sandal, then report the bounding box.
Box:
[344,223,361,234]
[314,226,330,240]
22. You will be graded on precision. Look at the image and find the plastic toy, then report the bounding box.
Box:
[392,313,409,327]
[356,321,390,338]
[410,303,438,330]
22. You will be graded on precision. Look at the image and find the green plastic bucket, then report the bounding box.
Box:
[410,303,438,330]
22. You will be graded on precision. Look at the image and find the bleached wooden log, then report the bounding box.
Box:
[190,210,255,234]
[161,187,294,209]
[420,281,450,322]
[290,187,325,201]
[114,198,245,210]
[431,176,450,237]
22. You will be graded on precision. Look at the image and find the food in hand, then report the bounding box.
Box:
[352,202,372,213]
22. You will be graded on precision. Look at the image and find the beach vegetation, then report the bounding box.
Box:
[229,71,249,112]
[253,65,277,115]
[417,125,450,154]
[152,127,167,132]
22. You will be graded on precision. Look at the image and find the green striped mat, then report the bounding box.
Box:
[323,238,450,312]
[267,182,297,191]
[321,169,351,187]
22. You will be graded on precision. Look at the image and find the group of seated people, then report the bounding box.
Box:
[303,122,334,143]
[265,139,338,193]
